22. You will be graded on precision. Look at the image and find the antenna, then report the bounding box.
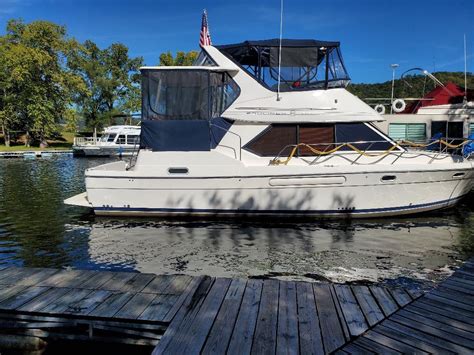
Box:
[464,34,468,102]
[277,0,284,101]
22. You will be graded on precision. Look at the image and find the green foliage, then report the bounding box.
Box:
[159,51,199,66]
[348,72,474,102]
[0,19,85,146]
[68,40,143,131]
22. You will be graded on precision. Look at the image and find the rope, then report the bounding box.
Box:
[270,139,471,166]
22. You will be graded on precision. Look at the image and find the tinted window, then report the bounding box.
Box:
[107,134,116,142]
[127,135,139,145]
[299,125,334,155]
[244,125,297,156]
[117,135,126,144]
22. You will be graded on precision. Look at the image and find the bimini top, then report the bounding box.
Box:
[216,39,349,91]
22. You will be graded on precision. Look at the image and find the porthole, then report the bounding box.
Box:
[381,175,396,182]
[168,167,189,174]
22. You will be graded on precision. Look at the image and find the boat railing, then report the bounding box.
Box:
[126,140,141,170]
[270,137,472,166]
[210,123,242,160]
[73,137,98,146]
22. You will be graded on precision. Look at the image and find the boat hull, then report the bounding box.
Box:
[83,168,474,218]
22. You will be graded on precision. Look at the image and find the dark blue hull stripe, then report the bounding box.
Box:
[94,193,468,215]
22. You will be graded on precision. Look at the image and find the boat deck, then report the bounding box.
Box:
[0,259,472,353]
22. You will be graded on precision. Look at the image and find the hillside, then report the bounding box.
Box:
[347,72,474,102]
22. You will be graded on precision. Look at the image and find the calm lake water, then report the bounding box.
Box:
[0,155,473,287]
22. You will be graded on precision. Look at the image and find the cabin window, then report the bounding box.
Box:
[244,122,396,157]
[116,135,126,144]
[388,123,426,142]
[470,122,474,134]
[127,135,139,145]
[298,125,334,155]
[107,134,116,143]
[244,125,297,156]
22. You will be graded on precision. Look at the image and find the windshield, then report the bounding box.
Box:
[218,41,350,91]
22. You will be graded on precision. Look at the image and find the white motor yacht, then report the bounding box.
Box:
[72,125,140,156]
[65,39,474,217]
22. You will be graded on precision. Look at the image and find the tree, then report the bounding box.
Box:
[159,51,198,66]
[0,19,85,146]
[68,40,143,137]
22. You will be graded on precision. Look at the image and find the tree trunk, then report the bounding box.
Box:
[25,131,31,147]
[2,124,10,147]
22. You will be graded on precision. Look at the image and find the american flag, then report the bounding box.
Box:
[199,9,212,47]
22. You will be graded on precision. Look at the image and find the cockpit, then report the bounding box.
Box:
[216,39,350,91]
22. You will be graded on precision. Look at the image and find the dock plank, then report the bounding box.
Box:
[276,281,298,355]
[251,279,280,355]
[87,292,134,318]
[296,282,324,355]
[164,278,231,355]
[353,337,402,355]
[0,286,50,310]
[141,275,176,294]
[100,272,139,292]
[63,290,112,315]
[113,292,156,319]
[415,298,474,325]
[387,288,412,307]
[138,294,180,322]
[369,286,398,316]
[40,289,93,314]
[202,278,246,355]
[18,288,72,312]
[406,303,474,332]
[0,284,28,304]
[227,279,263,355]
[334,285,368,337]
[364,329,428,354]
[153,276,213,354]
[313,284,346,353]
[351,286,384,326]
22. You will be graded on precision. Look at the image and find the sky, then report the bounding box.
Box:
[0,0,473,83]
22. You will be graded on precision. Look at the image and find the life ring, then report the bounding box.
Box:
[392,99,406,113]
[374,104,386,115]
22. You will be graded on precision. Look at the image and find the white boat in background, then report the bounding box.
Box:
[72,125,140,156]
[65,39,474,218]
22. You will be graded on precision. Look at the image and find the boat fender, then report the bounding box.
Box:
[374,104,386,114]
[462,133,474,158]
[392,99,406,113]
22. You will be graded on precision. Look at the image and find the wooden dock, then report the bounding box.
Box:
[0,259,472,354]
[0,150,73,159]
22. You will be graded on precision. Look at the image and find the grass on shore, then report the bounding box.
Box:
[0,131,75,151]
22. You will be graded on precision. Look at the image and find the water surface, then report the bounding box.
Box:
[0,156,473,287]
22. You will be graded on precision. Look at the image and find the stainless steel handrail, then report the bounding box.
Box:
[210,123,242,160]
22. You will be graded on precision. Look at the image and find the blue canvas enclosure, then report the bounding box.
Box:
[140,68,239,151]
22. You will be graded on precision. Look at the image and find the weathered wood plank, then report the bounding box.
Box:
[99,272,139,292]
[342,343,376,354]
[87,292,134,318]
[141,275,176,294]
[406,303,474,333]
[375,324,448,354]
[40,289,92,314]
[0,284,28,304]
[364,329,429,354]
[165,278,231,355]
[387,288,412,307]
[424,292,474,312]
[415,299,474,325]
[0,286,50,310]
[118,273,156,293]
[0,268,37,285]
[334,285,368,337]
[329,285,350,341]
[14,269,59,286]
[138,294,179,322]
[313,284,346,353]
[201,278,246,355]
[153,276,213,354]
[18,287,72,312]
[369,286,398,316]
[63,290,112,315]
[351,286,384,326]
[276,281,298,355]
[383,318,470,354]
[79,271,117,289]
[36,269,84,287]
[251,279,280,355]
[296,282,324,355]
[353,337,402,355]
[389,313,474,350]
[396,309,474,341]
[162,275,193,295]
[227,279,263,355]
[113,292,156,319]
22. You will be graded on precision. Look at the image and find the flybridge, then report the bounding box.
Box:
[216,39,350,91]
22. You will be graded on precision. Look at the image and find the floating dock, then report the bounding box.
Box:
[0,150,73,159]
[0,259,472,354]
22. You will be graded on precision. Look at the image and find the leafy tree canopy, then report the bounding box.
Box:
[159,51,198,66]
